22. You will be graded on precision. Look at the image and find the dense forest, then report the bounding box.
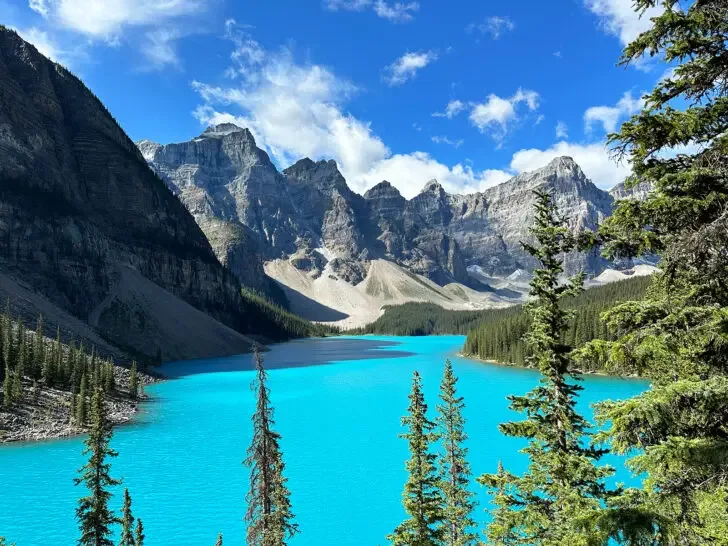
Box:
[0,301,143,440]
[352,302,487,336]
[462,275,651,371]
[240,288,338,339]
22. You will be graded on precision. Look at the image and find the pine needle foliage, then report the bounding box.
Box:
[244,344,298,546]
[436,361,478,546]
[74,388,122,546]
[388,371,444,546]
[577,0,728,542]
[478,191,615,545]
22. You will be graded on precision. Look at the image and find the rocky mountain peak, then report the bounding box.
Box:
[202,123,249,137]
[284,157,348,194]
[421,179,445,195]
[364,180,403,200]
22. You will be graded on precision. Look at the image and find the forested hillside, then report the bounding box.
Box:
[240,288,339,339]
[0,302,145,442]
[352,303,487,336]
[462,275,651,370]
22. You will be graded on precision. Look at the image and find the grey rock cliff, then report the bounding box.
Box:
[0,27,255,360]
[140,124,628,288]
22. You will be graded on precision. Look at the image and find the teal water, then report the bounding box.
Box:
[0,336,646,545]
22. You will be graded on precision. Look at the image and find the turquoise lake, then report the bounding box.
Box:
[0,336,647,545]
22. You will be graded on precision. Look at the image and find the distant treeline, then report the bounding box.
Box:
[462,275,652,369]
[351,303,489,336]
[240,288,339,339]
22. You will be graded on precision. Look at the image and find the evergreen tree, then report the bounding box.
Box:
[129,362,138,400]
[388,371,444,546]
[574,0,728,542]
[2,365,12,408]
[2,299,12,369]
[244,344,298,546]
[436,361,478,546]
[215,533,223,546]
[119,488,135,546]
[10,370,21,404]
[75,387,121,546]
[31,314,44,380]
[134,520,144,546]
[76,374,88,425]
[478,191,613,545]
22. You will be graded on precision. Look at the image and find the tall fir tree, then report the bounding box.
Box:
[129,362,138,400]
[2,299,12,369]
[75,387,122,546]
[77,374,88,425]
[119,488,135,546]
[215,533,223,546]
[388,371,444,546]
[478,190,613,545]
[571,0,728,543]
[436,360,478,546]
[244,344,299,546]
[134,520,144,546]
[2,365,12,408]
[32,314,44,380]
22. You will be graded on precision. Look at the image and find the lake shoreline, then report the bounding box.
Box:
[0,371,156,444]
[458,352,646,381]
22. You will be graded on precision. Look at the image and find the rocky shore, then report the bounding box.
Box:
[0,371,155,444]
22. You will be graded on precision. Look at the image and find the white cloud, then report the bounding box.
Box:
[469,88,539,142]
[27,0,208,68]
[192,23,515,198]
[555,120,568,139]
[431,135,464,148]
[585,0,663,45]
[383,50,438,86]
[324,0,419,22]
[510,141,630,189]
[466,16,515,39]
[432,99,466,119]
[29,0,49,17]
[374,0,420,22]
[584,91,643,133]
[141,28,182,69]
[357,153,512,195]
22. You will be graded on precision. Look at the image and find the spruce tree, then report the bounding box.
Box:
[2,299,12,369]
[478,191,613,545]
[75,387,121,546]
[134,520,145,546]
[77,374,88,425]
[387,371,444,546]
[129,362,138,400]
[436,361,477,546]
[2,365,12,408]
[574,0,728,542]
[32,314,44,380]
[244,344,299,546]
[119,488,135,546]
[10,370,21,404]
[215,533,223,546]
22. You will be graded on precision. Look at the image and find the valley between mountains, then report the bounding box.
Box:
[138,124,654,328]
[0,24,651,441]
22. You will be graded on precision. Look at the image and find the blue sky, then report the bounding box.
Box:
[2,0,667,197]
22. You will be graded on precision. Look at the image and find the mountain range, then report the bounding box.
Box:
[138,124,649,325]
[0,25,653,354]
[0,27,266,361]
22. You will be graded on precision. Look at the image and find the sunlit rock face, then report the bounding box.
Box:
[141,124,636,287]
